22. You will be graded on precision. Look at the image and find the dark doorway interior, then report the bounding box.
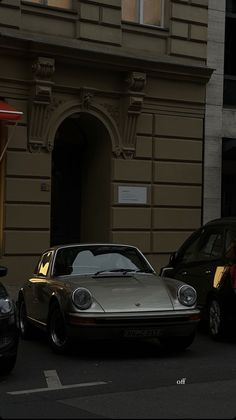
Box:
[51,117,86,246]
[222,138,236,216]
[50,113,111,246]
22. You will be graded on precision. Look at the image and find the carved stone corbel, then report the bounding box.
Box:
[126,71,146,92]
[121,71,146,159]
[80,88,94,110]
[28,57,55,152]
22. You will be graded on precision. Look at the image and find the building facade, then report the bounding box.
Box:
[204,0,236,225]
[203,0,225,224]
[0,0,211,294]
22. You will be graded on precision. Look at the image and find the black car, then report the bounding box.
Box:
[160,217,236,340]
[0,266,19,374]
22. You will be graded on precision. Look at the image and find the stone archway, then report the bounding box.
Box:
[50,112,112,246]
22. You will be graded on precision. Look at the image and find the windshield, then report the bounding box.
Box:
[53,245,154,276]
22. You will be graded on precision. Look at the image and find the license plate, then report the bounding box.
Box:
[123,328,160,338]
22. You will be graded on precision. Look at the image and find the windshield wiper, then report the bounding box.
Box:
[94,268,138,276]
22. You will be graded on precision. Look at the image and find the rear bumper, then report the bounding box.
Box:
[66,310,200,340]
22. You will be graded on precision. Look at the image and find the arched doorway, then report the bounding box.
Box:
[50,112,111,246]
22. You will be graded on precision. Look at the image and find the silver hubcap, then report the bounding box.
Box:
[209,300,221,336]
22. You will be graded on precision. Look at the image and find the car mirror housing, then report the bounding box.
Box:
[169,252,178,264]
[160,266,174,277]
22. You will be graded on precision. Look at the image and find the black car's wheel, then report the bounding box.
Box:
[47,303,70,354]
[208,298,226,340]
[18,298,34,339]
[160,332,196,351]
[0,354,17,375]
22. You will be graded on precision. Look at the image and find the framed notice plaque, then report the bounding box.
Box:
[118,186,147,204]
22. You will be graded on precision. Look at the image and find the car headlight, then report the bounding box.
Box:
[0,297,13,315]
[177,285,197,307]
[72,288,92,310]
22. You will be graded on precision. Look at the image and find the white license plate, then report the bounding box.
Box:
[123,328,160,338]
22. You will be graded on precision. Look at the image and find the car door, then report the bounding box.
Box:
[169,226,225,307]
[26,251,54,322]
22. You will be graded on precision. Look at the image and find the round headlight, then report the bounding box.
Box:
[178,285,197,307]
[0,298,13,314]
[72,288,92,310]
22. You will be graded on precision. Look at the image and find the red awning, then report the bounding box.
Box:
[0,101,23,121]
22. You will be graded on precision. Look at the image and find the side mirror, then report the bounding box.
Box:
[169,252,178,264]
[0,266,7,277]
[160,266,174,277]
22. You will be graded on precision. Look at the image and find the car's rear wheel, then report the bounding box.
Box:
[208,298,226,340]
[47,303,70,354]
[18,298,34,339]
[160,332,196,351]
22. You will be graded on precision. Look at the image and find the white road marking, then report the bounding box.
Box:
[7,369,109,395]
[44,370,62,389]
[7,381,108,395]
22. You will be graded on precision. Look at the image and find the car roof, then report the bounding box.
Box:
[43,243,140,253]
[205,217,236,226]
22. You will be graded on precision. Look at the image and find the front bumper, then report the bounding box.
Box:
[66,309,200,340]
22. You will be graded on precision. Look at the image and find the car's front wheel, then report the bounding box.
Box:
[208,297,226,340]
[47,303,71,354]
[18,298,34,339]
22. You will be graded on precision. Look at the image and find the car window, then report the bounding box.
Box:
[225,228,236,262]
[37,252,53,277]
[53,245,153,276]
[181,228,224,263]
[198,232,223,260]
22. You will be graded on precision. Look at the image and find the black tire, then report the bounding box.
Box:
[0,354,17,375]
[160,332,196,351]
[208,298,226,340]
[47,303,70,354]
[18,298,34,339]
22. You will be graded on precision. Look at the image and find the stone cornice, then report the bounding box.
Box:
[0,29,214,84]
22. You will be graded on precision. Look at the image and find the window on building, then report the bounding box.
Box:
[223,1,236,105]
[222,138,236,216]
[23,0,72,9]
[122,0,163,27]
[226,0,236,13]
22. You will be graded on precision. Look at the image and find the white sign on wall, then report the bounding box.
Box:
[118,186,147,204]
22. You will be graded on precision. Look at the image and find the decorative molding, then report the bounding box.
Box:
[28,57,55,152]
[80,88,94,110]
[125,71,146,92]
[121,71,146,159]
[44,99,122,157]
[103,103,120,128]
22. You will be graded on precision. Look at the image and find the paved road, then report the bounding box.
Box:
[1,327,236,419]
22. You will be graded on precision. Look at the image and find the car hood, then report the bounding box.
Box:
[67,273,174,312]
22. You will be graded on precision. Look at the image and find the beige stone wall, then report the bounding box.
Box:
[0,1,208,64]
[111,116,203,270]
[111,72,205,271]
[0,100,51,289]
[0,0,211,294]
